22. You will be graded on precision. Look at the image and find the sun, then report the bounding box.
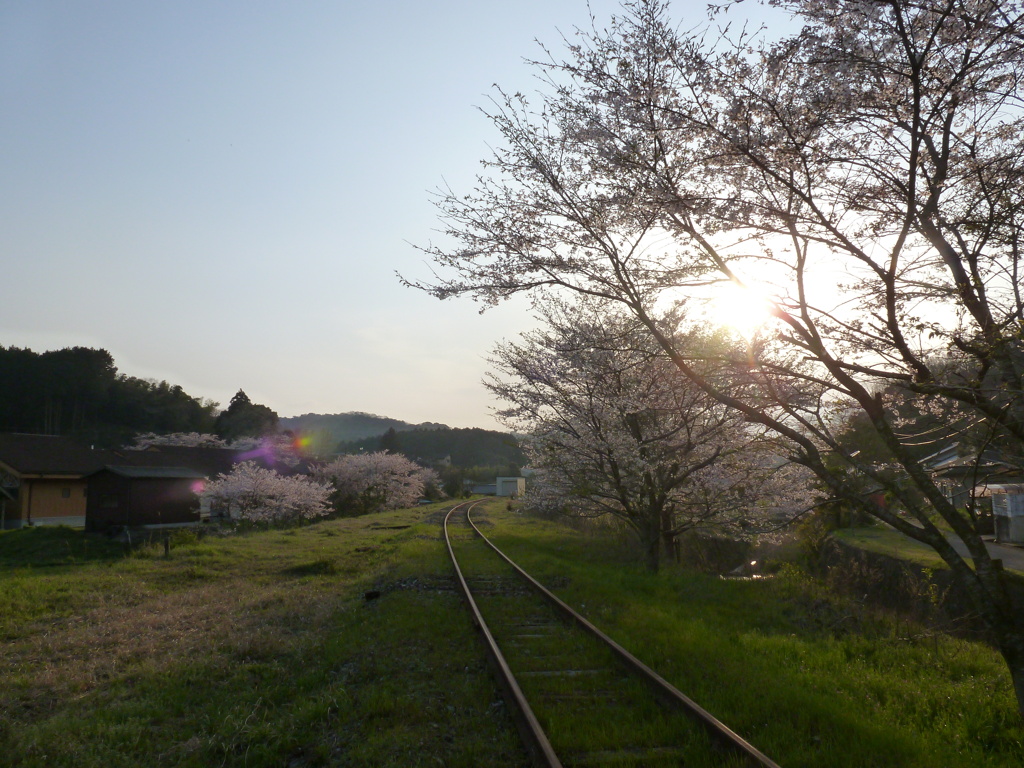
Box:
[708,283,775,338]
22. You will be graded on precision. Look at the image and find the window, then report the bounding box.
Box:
[61,488,71,499]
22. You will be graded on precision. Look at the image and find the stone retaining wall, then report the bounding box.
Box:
[820,537,1024,642]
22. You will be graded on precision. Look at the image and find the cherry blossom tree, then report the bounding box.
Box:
[230,433,311,468]
[411,0,1024,715]
[130,432,228,449]
[490,300,815,571]
[315,452,438,515]
[199,461,331,525]
[130,432,311,470]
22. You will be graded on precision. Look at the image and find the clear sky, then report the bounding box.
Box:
[0,0,759,429]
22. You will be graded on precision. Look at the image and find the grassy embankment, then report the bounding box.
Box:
[0,504,526,768]
[1,500,1022,767]
[833,526,951,568]
[475,508,1023,768]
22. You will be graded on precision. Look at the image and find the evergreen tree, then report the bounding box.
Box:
[378,427,402,454]
[214,390,279,441]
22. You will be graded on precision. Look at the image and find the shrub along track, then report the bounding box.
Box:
[445,500,780,768]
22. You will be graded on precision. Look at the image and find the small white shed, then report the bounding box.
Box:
[496,477,525,498]
[991,484,1024,544]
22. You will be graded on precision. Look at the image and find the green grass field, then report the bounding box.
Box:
[832,526,951,568]
[472,507,1024,767]
[0,505,527,768]
[1,502,1021,767]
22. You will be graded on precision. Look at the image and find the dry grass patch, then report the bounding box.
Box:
[2,573,347,721]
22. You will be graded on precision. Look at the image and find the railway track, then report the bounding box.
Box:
[444,499,781,768]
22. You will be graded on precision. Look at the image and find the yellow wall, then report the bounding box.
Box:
[25,480,89,521]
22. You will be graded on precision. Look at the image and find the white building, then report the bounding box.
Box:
[496,477,525,498]
[991,484,1024,544]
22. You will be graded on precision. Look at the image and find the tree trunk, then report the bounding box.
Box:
[1005,646,1024,721]
[640,523,661,573]
[661,529,677,564]
[660,506,677,564]
[987,592,1024,720]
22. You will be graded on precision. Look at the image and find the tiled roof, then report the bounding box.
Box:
[115,446,239,477]
[0,433,315,480]
[0,433,110,476]
[102,465,207,480]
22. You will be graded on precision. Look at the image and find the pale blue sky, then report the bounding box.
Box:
[0,0,763,429]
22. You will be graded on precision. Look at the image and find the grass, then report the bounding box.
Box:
[0,503,527,768]
[473,505,1024,768]
[833,525,951,568]
[0,524,125,567]
[450,511,728,767]
[1,501,1022,767]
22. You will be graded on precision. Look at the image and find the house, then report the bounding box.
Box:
[464,476,526,497]
[86,465,208,531]
[0,433,108,529]
[924,443,1024,542]
[84,444,313,531]
[923,444,1012,508]
[0,433,319,532]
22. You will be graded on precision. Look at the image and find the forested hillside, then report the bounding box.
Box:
[279,412,447,445]
[337,426,525,469]
[0,347,522,467]
[0,346,217,447]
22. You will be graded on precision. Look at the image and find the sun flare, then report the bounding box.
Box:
[709,283,774,338]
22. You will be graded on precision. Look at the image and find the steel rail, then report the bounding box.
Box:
[464,505,782,768]
[444,501,562,768]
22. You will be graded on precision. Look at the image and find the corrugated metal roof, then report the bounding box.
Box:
[986,484,1024,494]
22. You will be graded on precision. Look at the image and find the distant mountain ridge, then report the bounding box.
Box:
[279,412,448,446]
[337,426,525,469]
[280,413,524,469]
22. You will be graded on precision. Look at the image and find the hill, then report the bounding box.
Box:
[0,345,218,447]
[337,426,525,469]
[279,412,448,451]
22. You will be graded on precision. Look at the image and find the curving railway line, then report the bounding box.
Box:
[444,499,781,768]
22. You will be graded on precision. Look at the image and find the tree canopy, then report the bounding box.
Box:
[412,0,1024,717]
[336,426,526,469]
[489,300,815,571]
[199,462,331,525]
[0,345,218,445]
[214,390,280,441]
[314,452,437,516]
